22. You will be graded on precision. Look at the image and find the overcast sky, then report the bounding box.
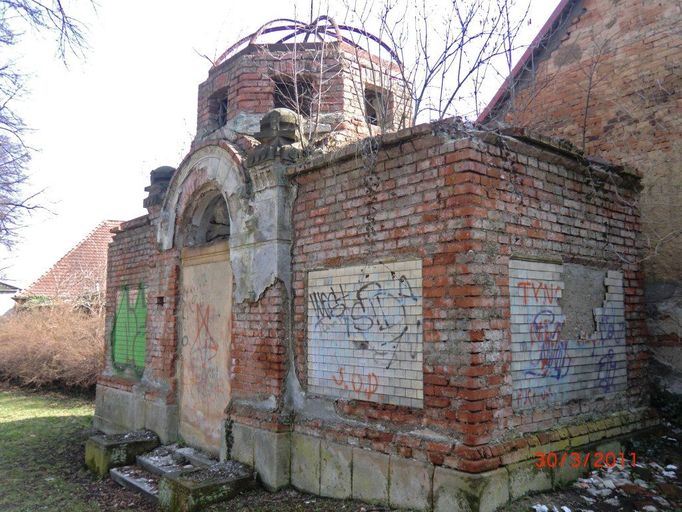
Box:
[1,0,559,288]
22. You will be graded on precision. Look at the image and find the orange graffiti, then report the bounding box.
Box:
[195,304,211,339]
[332,367,379,400]
[351,371,363,393]
[518,281,561,305]
[365,372,379,400]
[332,367,346,388]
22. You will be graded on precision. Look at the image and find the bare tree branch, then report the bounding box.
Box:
[0,0,90,249]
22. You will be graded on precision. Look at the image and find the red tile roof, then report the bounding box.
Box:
[16,220,123,302]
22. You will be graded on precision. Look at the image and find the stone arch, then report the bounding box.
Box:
[157,143,250,251]
[175,184,230,248]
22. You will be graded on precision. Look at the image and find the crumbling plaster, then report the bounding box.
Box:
[157,143,295,304]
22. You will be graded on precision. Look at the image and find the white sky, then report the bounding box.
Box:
[1,0,559,288]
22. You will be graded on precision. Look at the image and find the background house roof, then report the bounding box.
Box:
[15,220,123,302]
[0,282,20,294]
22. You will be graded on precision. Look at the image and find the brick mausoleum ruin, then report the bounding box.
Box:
[90,17,656,511]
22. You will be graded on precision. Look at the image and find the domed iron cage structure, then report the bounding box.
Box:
[195,15,412,146]
[213,15,401,68]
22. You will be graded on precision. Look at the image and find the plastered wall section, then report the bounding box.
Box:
[307,260,423,408]
[510,259,626,411]
[177,242,232,456]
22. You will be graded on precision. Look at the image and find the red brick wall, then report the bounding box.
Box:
[101,214,180,402]
[143,247,180,400]
[104,215,154,377]
[289,125,646,470]
[484,0,681,351]
[197,45,346,135]
[229,279,289,430]
[196,42,409,144]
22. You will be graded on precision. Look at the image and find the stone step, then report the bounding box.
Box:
[110,465,160,502]
[175,446,218,467]
[158,460,257,512]
[108,443,256,511]
[85,430,160,478]
[137,444,203,477]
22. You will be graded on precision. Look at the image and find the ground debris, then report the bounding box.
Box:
[503,423,682,511]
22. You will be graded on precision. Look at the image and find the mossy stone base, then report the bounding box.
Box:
[158,463,255,512]
[433,466,509,512]
[84,431,160,478]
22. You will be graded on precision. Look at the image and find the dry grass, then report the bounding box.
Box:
[0,304,104,389]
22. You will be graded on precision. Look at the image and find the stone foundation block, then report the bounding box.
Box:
[389,456,433,511]
[320,440,352,499]
[254,429,291,491]
[93,384,141,434]
[433,466,509,512]
[291,433,320,494]
[551,448,591,488]
[230,423,255,466]
[507,459,552,499]
[94,384,178,444]
[85,430,160,478]
[595,439,623,455]
[144,400,178,444]
[352,448,389,504]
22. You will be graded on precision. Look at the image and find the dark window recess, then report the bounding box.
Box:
[365,88,389,126]
[217,97,228,127]
[273,78,313,117]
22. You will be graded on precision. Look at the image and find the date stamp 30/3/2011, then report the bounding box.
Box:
[534,451,637,469]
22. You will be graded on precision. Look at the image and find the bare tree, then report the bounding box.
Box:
[254,16,348,150]
[259,0,530,147]
[0,0,89,248]
[341,0,531,124]
[577,35,611,152]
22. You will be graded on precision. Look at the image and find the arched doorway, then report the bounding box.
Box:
[176,189,232,456]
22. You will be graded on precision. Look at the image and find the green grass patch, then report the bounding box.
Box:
[0,386,97,511]
[0,385,145,512]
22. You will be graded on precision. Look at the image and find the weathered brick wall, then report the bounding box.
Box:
[195,42,409,146]
[196,46,330,135]
[229,279,289,430]
[144,247,180,398]
[289,124,647,471]
[100,214,179,400]
[337,42,412,137]
[483,0,681,355]
[103,215,154,384]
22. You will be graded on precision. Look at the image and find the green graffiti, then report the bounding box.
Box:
[111,283,146,371]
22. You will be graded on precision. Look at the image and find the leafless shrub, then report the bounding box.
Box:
[0,302,104,388]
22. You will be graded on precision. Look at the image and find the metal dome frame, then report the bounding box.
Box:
[213,15,401,68]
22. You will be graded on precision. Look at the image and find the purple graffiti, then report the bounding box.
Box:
[526,309,571,380]
[597,348,617,392]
